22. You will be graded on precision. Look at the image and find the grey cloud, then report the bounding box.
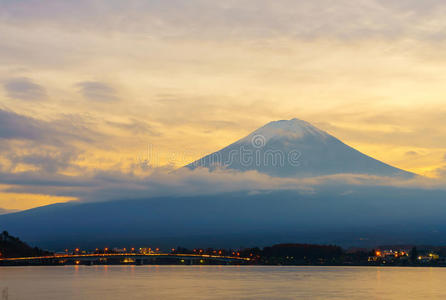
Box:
[76,81,118,101]
[0,170,94,189]
[0,109,107,175]
[2,0,446,73]
[8,150,81,174]
[0,109,44,140]
[1,164,443,206]
[0,166,308,202]
[106,119,160,136]
[376,0,445,15]
[2,0,446,41]
[3,77,46,100]
[0,109,98,145]
[406,151,419,157]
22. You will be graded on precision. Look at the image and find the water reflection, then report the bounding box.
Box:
[1,266,446,299]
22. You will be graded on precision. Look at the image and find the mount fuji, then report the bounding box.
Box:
[187,118,414,178]
[1,118,434,250]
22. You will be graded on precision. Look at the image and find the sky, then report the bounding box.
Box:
[1,0,446,211]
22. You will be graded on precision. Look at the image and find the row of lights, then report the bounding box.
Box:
[375,250,407,258]
[65,248,248,257]
[67,247,138,253]
[191,249,243,256]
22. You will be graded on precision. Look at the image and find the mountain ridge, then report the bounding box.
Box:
[1,187,445,250]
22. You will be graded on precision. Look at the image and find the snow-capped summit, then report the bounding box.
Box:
[186,118,414,178]
[245,118,330,142]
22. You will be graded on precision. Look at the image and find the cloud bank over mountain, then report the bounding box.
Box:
[1,115,446,211]
[1,149,445,209]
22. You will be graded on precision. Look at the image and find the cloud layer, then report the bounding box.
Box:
[3,77,46,100]
[76,81,118,101]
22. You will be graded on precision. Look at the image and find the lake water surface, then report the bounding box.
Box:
[1,265,445,299]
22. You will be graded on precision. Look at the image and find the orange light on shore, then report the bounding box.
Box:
[375,251,382,257]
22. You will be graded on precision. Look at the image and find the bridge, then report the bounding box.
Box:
[0,253,251,266]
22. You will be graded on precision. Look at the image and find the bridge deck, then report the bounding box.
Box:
[0,253,251,264]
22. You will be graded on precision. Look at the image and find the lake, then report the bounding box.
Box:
[1,266,445,299]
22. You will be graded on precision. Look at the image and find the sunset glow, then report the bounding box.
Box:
[2,1,446,211]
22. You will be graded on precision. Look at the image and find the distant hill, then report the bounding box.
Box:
[0,231,51,258]
[1,186,446,250]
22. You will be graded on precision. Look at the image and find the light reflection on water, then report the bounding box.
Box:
[1,265,446,299]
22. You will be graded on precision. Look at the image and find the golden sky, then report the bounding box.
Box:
[1,0,446,211]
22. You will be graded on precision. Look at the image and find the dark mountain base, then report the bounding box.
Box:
[1,186,445,250]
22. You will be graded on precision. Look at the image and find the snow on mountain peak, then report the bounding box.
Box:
[247,118,330,142]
